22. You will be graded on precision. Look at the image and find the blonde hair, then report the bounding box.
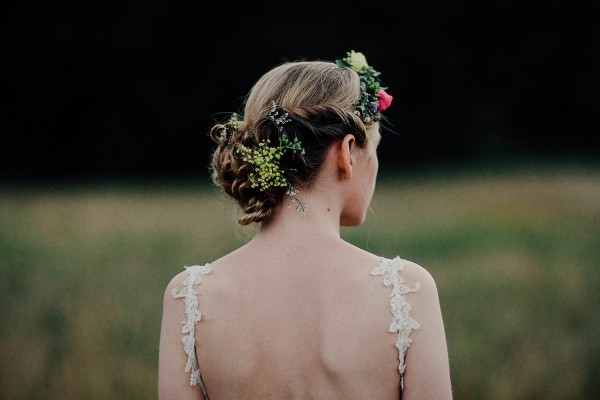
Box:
[210,61,370,225]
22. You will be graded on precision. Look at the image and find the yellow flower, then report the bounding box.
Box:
[346,50,369,72]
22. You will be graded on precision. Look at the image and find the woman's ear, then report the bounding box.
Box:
[338,134,356,180]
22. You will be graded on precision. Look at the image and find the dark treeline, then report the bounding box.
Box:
[2,0,599,181]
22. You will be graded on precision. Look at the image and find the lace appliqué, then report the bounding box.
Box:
[371,257,421,390]
[171,264,211,387]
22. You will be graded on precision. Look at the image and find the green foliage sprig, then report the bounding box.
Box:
[236,101,307,214]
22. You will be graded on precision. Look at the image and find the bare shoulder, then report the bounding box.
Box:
[401,259,439,297]
[400,259,453,400]
[164,270,189,299]
[161,268,197,315]
[399,258,442,333]
[161,264,213,328]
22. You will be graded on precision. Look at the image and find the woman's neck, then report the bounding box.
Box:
[253,187,343,245]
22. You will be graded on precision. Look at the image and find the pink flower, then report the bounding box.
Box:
[378,90,393,111]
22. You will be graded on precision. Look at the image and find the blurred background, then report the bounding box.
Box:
[1,0,599,399]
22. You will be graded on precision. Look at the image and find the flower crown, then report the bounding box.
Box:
[335,50,393,123]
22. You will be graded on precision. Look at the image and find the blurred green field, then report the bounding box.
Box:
[1,166,599,400]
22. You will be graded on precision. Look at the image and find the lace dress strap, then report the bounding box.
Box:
[171,263,212,398]
[371,256,421,390]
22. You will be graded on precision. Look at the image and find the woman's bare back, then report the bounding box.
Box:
[162,239,439,399]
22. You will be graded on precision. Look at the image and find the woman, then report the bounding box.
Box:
[159,51,452,399]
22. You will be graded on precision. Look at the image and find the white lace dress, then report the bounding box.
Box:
[171,256,420,399]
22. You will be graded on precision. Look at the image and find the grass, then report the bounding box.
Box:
[1,165,599,399]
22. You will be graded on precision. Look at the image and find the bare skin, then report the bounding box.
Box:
[159,125,453,399]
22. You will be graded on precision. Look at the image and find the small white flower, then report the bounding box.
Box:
[346,50,369,72]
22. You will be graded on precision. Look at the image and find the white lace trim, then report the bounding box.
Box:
[171,263,211,387]
[371,256,420,390]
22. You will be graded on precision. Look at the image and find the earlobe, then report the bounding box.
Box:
[338,134,356,180]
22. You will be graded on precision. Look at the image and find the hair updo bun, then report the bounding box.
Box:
[210,61,372,225]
